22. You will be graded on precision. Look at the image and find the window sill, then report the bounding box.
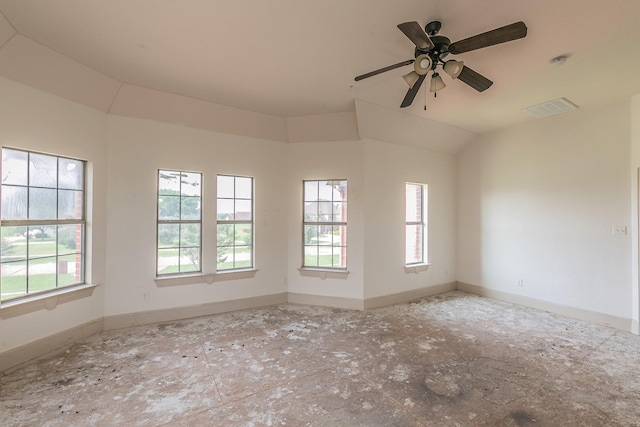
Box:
[404,263,431,274]
[154,269,258,287]
[298,268,350,280]
[0,284,99,319]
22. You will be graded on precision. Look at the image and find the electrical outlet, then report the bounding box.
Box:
[613,225,627,236]
[516,279,524,288]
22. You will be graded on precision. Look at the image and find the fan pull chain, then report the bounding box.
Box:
[424,79,427,110]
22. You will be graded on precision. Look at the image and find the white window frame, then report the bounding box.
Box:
[405,182,427,266]
[216,174,254,272]
[156,169,202,276]
[1,147,86,302]
[302,179,348,270]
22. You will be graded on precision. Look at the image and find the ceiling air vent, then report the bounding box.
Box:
[522,98,578,119]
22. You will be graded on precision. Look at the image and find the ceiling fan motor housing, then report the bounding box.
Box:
[414,35,451,67]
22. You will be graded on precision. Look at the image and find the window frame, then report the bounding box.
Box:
[156,169,203,276]
[405,182,427,266]
[1,147,87,302]
[302,179,348,270]
[216,174,254,272]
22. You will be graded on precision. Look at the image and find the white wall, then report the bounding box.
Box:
[631,94,640,333]
[286,140,365,301]
[0,77,108,352]
[104,116,289,317]
[363,139,456,298]
[457,100,632,322]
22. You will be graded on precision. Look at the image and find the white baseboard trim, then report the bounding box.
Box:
[457,281,633,333]
[104,292,288,330]
[0,318,103,375]
[364,282,457,310]
[287,292,364,310]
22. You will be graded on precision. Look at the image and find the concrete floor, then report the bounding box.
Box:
[1,291,639,426]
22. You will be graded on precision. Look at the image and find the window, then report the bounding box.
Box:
[157,170,202,275]
[303,180,347,269]
[1,148,85,302]
[406,182,427,265]
[217,175,253,271]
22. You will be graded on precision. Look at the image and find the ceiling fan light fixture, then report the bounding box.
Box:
[402,71,420,88]
[443,60,464,79]
[430,72,446,92]
[414,54,432,76]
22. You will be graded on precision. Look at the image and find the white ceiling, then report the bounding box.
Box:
[0,0,639,134]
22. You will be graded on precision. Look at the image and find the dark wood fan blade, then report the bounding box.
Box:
[400,74,425,108]
[354,59,415,81]
[397,21,435,50]
[449,21,527,54]
[457,66,493,92]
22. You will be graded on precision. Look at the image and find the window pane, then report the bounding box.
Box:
[181,172,201,197]
[57,224,82,255]
[304,181,318,201]
[304,201,318,222]
[29,187,57,219]
[158,224,179,248]
[217,175,235,199]
[217,248,231,270]
[180,224,200,248]
[28,256,57,294]
[235,223,252,246]
[233,245,252,269]
[406,224,423,264]
[1,226,27,261]
[333,246,346,268]
[180,196,200,220]
[217,199,234,220]
[158,170,181,195]
[1,186,27,219]
[317,245,334,268]
[58,189,83,219]
[304,225,318,245]
[217,223,234,248]
[333,201,347,222]
[235,177,252,199]
[179,248,200,272]
[304,246,319,267]
[406,184,422,222]
[331,225,347,247]
[235,200,252,219]
[1,260,27,300]
[29,153,58,188]
[2,149,28,186]
[57,254,78,287]
[157,248,179,275]
[58,158,83,190]
[158,195,180,220]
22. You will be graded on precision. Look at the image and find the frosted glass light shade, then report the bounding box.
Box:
[429,73,446,92]
[402,71,420,88]
[413,54,432,76]
[443,60,464,79]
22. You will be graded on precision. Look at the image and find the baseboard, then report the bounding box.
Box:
[287,292,364,310]
[364,282,457,310]
[457,281,633,333]
[0,318,104,375]
[103,292,288,330]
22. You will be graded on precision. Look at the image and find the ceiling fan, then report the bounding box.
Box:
[354,20,527,108]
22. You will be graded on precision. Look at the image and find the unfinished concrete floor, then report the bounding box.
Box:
[1,291,639,426]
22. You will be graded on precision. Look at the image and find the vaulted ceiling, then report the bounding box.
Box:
[0,0,639,134]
